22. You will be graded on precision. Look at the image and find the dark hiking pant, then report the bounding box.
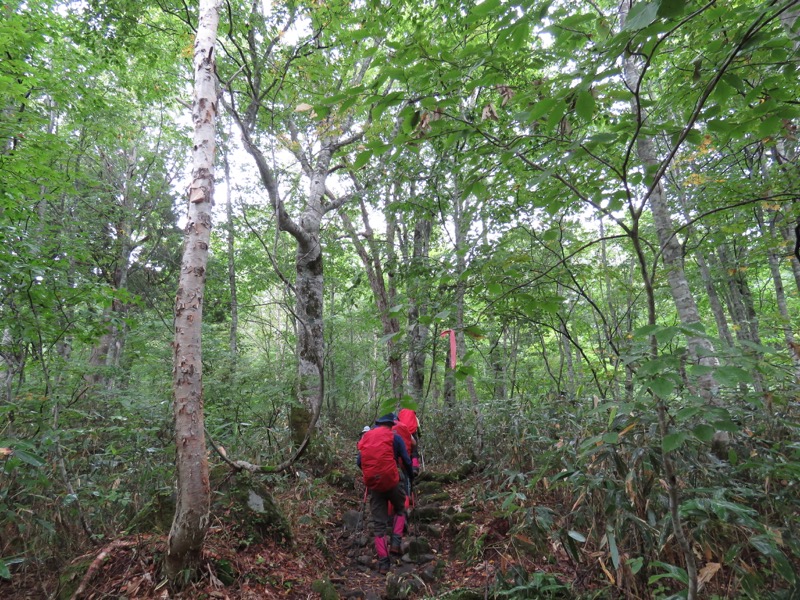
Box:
[369,483,406,560]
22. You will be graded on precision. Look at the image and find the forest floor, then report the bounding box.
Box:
[0,465,597,600]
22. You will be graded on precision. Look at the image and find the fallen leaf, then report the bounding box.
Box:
[698,562,721,589]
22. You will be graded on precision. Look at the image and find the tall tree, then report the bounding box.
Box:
[220,0,385,446]
[165,0,221,580]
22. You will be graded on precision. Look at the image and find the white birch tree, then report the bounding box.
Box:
[165,0,221,581]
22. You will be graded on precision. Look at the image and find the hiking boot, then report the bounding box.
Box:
[377,558,390,574]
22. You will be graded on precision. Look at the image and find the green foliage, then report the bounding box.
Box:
[1,0,800,597]
[493,566,572,598]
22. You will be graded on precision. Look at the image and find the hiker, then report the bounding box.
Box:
[357,413,414,573]
[392,417,416,509]
[392,418,414,465]
[397,408,421,475]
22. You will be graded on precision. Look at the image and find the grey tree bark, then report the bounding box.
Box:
[222,140,238,359]
[407,211,431,405]
[451,172,484,456]
[339,199,403,400]
[673,188,735,348]
[225,20,372,446]
[619,2,702,596]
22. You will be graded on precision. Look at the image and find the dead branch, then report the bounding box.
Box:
[69,539,139,600]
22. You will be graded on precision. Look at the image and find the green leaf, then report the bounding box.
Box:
[352,150,372,170]
[455,364,476,380]
[468,0,501,20]
[653,326,679,344]
[623,1,660,31]
[378,331,401,344]
[648,561,689,585]
[627,556,644,575]
[387,304,405,317]
[649,376,674,397]
[750,535,796,584]
[378,398,396,415]
[634,324,660,337]
[575,90,595,120]
[662,431,687,453]
[711,79,737,105]
[692,424,715,442]
[713,420,739,433]
[758,115,783,137]
[712,366,753,387]
[607,530,620,570]
[398,397,418,411]
[527,98,559,122]
[567,530,586,543]
[638,358,665,376]
[0,558,9,580]
[461,363,477,376]
[602,432,619,444]
[507,20,531,51]
[464,325,485,338]
[687,364,714,377]
[675,406,701,421]
[607,406,618,429]
[657,0,683,17]
[13,449,43,467]
[585,132,618,145]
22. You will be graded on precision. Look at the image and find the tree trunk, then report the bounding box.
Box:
[598,216,622,402]
[223,140,238,359]
[624,44,718,391]
[619,2,700,596]
[291,224,325,445]
[696,252,734,347]
[489,328,507,404]
[452,177,484,455]
[674,189,734,348]
[385,185,404,400]
[338,190,403,402]
[165,0,219,580]
[408,214,431,405]
[716,243,761,348]
[755,204,800,379]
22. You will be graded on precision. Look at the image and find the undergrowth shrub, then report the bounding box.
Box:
[474,379,800,599]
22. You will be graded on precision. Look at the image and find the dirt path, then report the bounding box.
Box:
[0,469,574,599]
[325,472,564,599]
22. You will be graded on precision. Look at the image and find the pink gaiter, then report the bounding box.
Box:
[374,535,389,559]
[392,514,406,536]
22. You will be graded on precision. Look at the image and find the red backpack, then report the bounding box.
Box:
[398,409,418,435]
[393,421,413,455]
[358,426,399,492]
